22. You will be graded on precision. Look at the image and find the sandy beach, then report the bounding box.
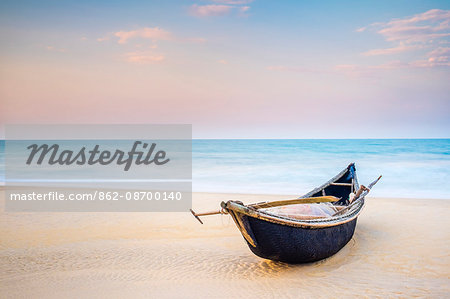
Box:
[0,190,449,298]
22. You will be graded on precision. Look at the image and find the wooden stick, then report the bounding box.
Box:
[330,182,353,186]
[353,185,369,201]
[190,196,340,224]
[251,196,340,209]
[332,194,364,217]
[190,209,227,224]
[368,175,383,189]
[333,175,382,216]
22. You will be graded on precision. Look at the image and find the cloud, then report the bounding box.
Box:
[360,9,450,45]
[188,1,252,17]
[267,64,382,78]
[410,59,450,67]
[416,46,450,67]
[268,57,448,79]
[427,46,450,57]
[372,9,450,44]
[334,58,449,78]
[334,62,412,77]
[108,26,204,64]
[357,9,450,68]
[212,0,253,4]
[217,59,228,64]
[124,51,165,64]
[97,36,109,42]
[268,64,376,78]
[384,9,450,27]
[362,43,421,56]
[189,4,233,17]
[113,27,204,45]
[239,6,250,13]
[115,27,173,44]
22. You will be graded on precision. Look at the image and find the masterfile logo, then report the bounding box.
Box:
[26,141,170,171]
[4,124,192,212]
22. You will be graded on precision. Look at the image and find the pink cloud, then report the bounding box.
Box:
[108,26,205,64]
[333,62,412,77]
[239,6,250,13]
[420,46,450,66]
[114,27,173,44]
[357,9,450,68]
[361,9,450,44]
[268,57,449,79]
[410,59,450,67]
[217,59,228,64]
[362,43,421,56]
[113,27,205,45]
[189,4,233,17]
[212,0,253,4]
[124,51,165,64]
[97,36,109,42]
[378,26,450,43]
[384,9,450,26]
[189,2,252,17]
[334,58,448,77]
[427,46,450,57]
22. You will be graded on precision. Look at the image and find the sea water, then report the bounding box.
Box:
[1,139,449,199]
[192,139,450,199]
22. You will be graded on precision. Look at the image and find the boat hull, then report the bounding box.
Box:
[241,214,357,263]
[219,164,371,263]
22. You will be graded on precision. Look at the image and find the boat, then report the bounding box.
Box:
[191,163,381,263]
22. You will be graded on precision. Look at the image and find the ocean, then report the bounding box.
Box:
[1,139,449,199]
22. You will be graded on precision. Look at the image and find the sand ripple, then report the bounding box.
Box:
[1,194,449,298]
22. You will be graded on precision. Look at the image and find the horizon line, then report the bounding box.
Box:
[0,137,449,141]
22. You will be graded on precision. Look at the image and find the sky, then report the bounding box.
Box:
[0,0,449,138]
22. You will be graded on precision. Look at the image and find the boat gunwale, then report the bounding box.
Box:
[224,163,366,228]
[299,162,360,200]
[225,199,364,228]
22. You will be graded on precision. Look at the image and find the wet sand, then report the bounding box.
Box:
[0,191,449,298]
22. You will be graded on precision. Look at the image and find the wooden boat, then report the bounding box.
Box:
[191,163,381,263]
